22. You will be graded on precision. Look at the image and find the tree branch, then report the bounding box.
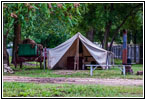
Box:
[108,4,142,51]
[4,19,18,38]
[4,29,10,38]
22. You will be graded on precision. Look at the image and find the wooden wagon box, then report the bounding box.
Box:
[18,44,40,57]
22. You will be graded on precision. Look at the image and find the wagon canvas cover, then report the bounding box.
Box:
[47,32,108,69]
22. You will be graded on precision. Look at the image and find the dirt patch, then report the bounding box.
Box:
[52,70,88,75]
[3,76,143,86]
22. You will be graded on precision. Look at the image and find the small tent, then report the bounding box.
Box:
[48,32,109,70]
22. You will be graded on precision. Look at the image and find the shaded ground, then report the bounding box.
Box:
[3,76,143,86]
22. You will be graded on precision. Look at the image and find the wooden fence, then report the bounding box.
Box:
[7,45,143,64]
[111,45,143,64]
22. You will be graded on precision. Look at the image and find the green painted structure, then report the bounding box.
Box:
[18,44,38,56]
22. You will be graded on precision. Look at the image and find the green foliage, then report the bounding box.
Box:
[3,3,143,48]
[3,3,84,48]
[3,82,143,97]
[123,9,143,44]
[77,3,143,44]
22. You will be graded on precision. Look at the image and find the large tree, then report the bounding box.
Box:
[76,3,143,50]
[108,3,143,51]
[3,3,143,67]
[3,3,84,65]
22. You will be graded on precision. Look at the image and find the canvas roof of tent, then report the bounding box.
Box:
[53,38,95,69]
[47,32,108,69]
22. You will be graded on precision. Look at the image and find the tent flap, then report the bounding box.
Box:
[48,32,108,69]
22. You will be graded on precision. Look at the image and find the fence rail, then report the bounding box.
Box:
[111,45,142,64]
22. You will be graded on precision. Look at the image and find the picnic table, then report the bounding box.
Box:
[85,64,131,76]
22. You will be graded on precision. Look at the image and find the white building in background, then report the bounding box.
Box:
[93,42,102,48]
[7,42,13,57]
[7,48,12,56]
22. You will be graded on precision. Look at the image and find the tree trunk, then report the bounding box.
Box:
[12,18,21,64]
[102,4,113,50]
[86,27,94,42]
[3,35,9,65]
[108,15,128,51]
[108,29,120,51]
[3,17,9,65]
[103,21,112,50]
[134,32,136,63]
[108,18,127,51]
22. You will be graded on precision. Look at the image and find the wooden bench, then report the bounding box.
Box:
[85,64,132,76]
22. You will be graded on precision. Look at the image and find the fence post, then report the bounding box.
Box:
[122,29,127,64]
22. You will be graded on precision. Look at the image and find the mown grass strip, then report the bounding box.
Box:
[3,82,143,97]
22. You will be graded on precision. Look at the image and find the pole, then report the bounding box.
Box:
[134,32,136,63]
[122,29,127,65]
[74,38,79,70]
[76,38,79,70]
[90,66,93,76]
[44,47,46,70]
[106,52,109,69]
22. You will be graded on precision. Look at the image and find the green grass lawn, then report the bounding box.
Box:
[4,63,143,79]
[3,59,143,97]
[3,82,143,97]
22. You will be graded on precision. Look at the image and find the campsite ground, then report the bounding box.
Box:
[3,61,143,97]
[4,63,143,79]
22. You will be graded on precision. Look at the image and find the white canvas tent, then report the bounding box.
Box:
[47,32,109,70]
